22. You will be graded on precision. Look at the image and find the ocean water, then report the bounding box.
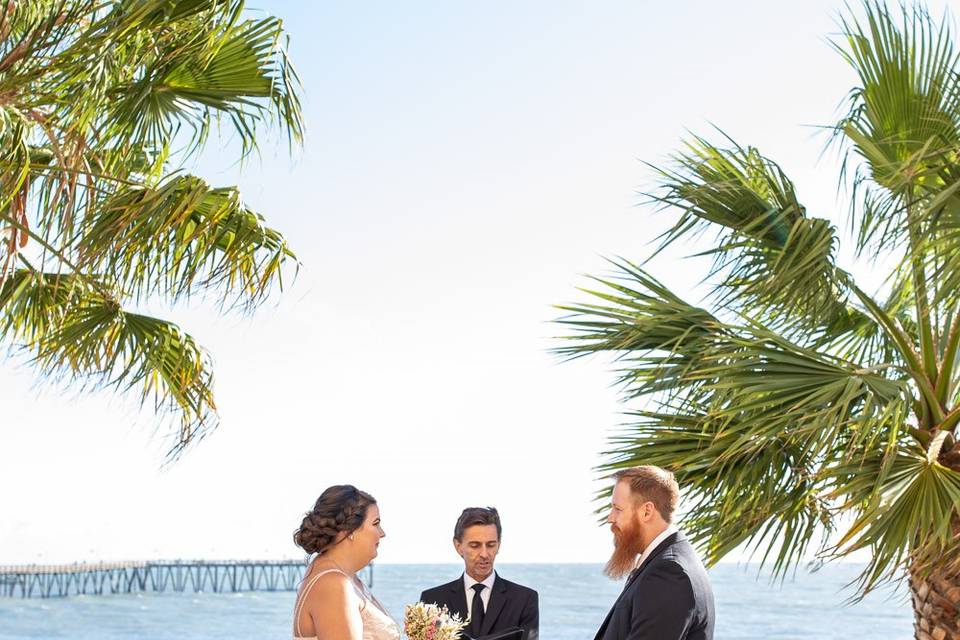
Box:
[0,563,913,639]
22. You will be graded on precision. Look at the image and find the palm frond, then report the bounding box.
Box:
[73,174,295,307]
[833,1,960,251]
[557,0,960,601]
[0,0,302,456]
[559,261,915,587]
[647,133,862,340]
[102,4,302,155]
[599,409,836,578]
[829,449,960,594]
[1,268,216,458]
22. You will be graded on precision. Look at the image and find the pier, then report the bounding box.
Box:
[0,560,374,598]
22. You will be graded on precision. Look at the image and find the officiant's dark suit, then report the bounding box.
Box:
[595,466,714,640]
[421,573,537,640]
[419,507,538,640]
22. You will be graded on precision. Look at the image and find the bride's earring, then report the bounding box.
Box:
[349,534,355,541]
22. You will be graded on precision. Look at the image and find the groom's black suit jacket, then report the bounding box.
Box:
[420,573,538,640]
[594,531,714,640]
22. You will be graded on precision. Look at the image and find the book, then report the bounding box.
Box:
[463,628,524,640]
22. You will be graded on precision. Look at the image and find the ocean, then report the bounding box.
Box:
[0,563,913,639]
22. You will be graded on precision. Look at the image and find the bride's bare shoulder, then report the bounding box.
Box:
[303,568,358,601]
[296,568,364,638]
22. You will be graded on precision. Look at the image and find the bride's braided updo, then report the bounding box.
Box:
[293,485,377,555]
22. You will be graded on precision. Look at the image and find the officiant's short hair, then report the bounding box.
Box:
[454,507,502,541]
[613,465,680,523]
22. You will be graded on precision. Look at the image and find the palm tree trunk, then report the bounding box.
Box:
[911,557,960,640]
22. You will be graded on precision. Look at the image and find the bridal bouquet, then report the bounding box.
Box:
[403,602,468,640]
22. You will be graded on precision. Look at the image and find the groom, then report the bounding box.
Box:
[594,465,715,640]
[420,507,538,640]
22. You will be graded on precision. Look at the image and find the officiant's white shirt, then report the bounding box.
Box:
[463,572,495,619]
[635,524,678,570]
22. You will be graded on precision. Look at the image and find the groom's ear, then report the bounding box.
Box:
[639,500,657,521]
[453,538,464,557]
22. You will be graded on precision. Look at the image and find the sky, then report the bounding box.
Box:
[2,0,958,566]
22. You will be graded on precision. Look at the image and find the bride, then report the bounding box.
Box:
[292,485,400,640]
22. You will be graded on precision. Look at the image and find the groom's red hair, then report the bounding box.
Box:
[612,466,680,523]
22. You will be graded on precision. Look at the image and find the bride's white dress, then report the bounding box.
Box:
[293,568,401,640]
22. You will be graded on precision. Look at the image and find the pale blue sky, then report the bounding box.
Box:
[3,1,957,565]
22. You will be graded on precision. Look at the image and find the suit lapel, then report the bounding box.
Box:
[480,574,508,635]
[449,577,468,620]
[631,531,680,581]
[593,533,682,640]
[593,604,616,640]
[594,567,646,640]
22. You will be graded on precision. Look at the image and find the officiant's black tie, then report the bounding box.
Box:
[469,583,485,638]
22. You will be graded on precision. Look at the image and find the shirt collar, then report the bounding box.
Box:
[635,524,678,570]
[463,571,496,591]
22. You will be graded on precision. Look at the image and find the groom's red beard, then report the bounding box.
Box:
[604,520,645,579]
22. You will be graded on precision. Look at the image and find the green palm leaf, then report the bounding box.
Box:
[75,174,294,307]
[1,268,215,458]
[558,2,960,603]
[830,449,960,593]
[646,134,891,360]
[0,0,302,458]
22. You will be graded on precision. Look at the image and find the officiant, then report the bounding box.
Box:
[419,507,538,640]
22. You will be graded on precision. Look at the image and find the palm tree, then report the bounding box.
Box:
[0,0,302,459]
[557,2,960,638]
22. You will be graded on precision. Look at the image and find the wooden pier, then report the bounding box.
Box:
[0,560,373,599]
